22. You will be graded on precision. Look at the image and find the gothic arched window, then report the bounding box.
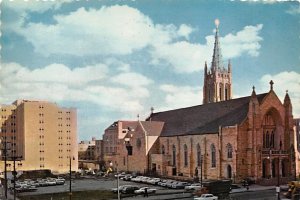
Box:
[172,145,176,166]
[184,144,188,167]
[211,144,216,168]
[227,143,233,159]
[266,131,270,148]
[161,145,165,155]
[197,144,201,166]
[219,83,223,101]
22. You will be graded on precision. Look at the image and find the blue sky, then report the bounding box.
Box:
[1,0,299,141]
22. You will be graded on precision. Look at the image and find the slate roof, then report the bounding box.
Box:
[147,93,268,137]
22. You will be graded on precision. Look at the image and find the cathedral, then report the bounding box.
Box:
[105,20,296,184]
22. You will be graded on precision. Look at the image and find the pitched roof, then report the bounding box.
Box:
[139,121,165,136]
[147,93,268,136]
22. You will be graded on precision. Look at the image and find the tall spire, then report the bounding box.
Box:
[211,19,224,71]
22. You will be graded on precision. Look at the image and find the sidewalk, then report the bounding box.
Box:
[231,184,288,194]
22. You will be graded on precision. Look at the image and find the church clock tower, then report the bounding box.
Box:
[203,19,232,104]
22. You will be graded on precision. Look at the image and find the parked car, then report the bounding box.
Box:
[172,182,190,189]
[121,185,139,194]
[134,187,157,194]
[166,180,177,188]
[55,177,65,185]
[16,185,37,193]
[185,183,202,191]
[123,175,132,181]
[194,194,218,200]
[158,179,168,186]
[131,176,144,182]
[111,185,131,193]
[148,178,161,185]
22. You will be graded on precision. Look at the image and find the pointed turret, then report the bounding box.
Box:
[228,59,231,73]
[211,19,224,71]
[284,90,291,106]
[204,61,208,75]
[251,86,256,97]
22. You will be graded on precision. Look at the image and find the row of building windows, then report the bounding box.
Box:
[58,117,71,120]
[58,124,71,127]
[163,143,233,168]
[0,129,17,133]
[59,111,71,114]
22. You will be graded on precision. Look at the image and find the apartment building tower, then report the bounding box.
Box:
[0,100,78,174]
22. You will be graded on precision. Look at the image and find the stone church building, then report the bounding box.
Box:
[104,21,296,184]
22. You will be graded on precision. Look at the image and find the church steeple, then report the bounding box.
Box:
[203,19,232,104]
[211,19,224,72]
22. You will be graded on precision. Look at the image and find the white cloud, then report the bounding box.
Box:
[1,63,108,86]
[4,0,71,13]
[17,6,155,56]
[151,24,263,73]
[221,24,263,57]
[10,5,263,74]
[259,71,300,118]
[177,24,195,40]
[111,72,153,87]
[158,84,202,111]
[0,62,152,114]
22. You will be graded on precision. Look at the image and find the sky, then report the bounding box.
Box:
[0,0,299,141]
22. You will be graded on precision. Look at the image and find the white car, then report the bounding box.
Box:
[134,187,157,194]
[185,183,202,191]
[194,194,218,200]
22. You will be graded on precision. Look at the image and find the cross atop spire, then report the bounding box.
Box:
[269,80,274,91]
[211,19,224,71]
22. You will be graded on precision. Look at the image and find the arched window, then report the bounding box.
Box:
[263,132,266,148]
[172,145,176,166]
[161,145,165,154]
[266,131,270,148]
[227,143,233,159]
[197,144,201,166]
[271,131,275,148]
[211,144,216,168]
[219,83,223,101]
[184,144,188,167]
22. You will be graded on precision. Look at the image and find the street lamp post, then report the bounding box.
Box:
[110,162,120,200]
[69,156,75,200]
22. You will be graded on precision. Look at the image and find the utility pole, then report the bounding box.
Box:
[277,140,282,200]
[12,155,22,200]
[200,155,203,187]
[4,137,8,200]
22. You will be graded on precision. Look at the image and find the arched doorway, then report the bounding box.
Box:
[227,165,232,179]
[262,159,267,178]
[261,108,284,180]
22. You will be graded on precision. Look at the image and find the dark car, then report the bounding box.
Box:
[122,186,139,194]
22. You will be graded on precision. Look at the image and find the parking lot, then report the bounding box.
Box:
[16,175,190,197]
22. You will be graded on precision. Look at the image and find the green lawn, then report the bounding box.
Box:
[18,190,117,200]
